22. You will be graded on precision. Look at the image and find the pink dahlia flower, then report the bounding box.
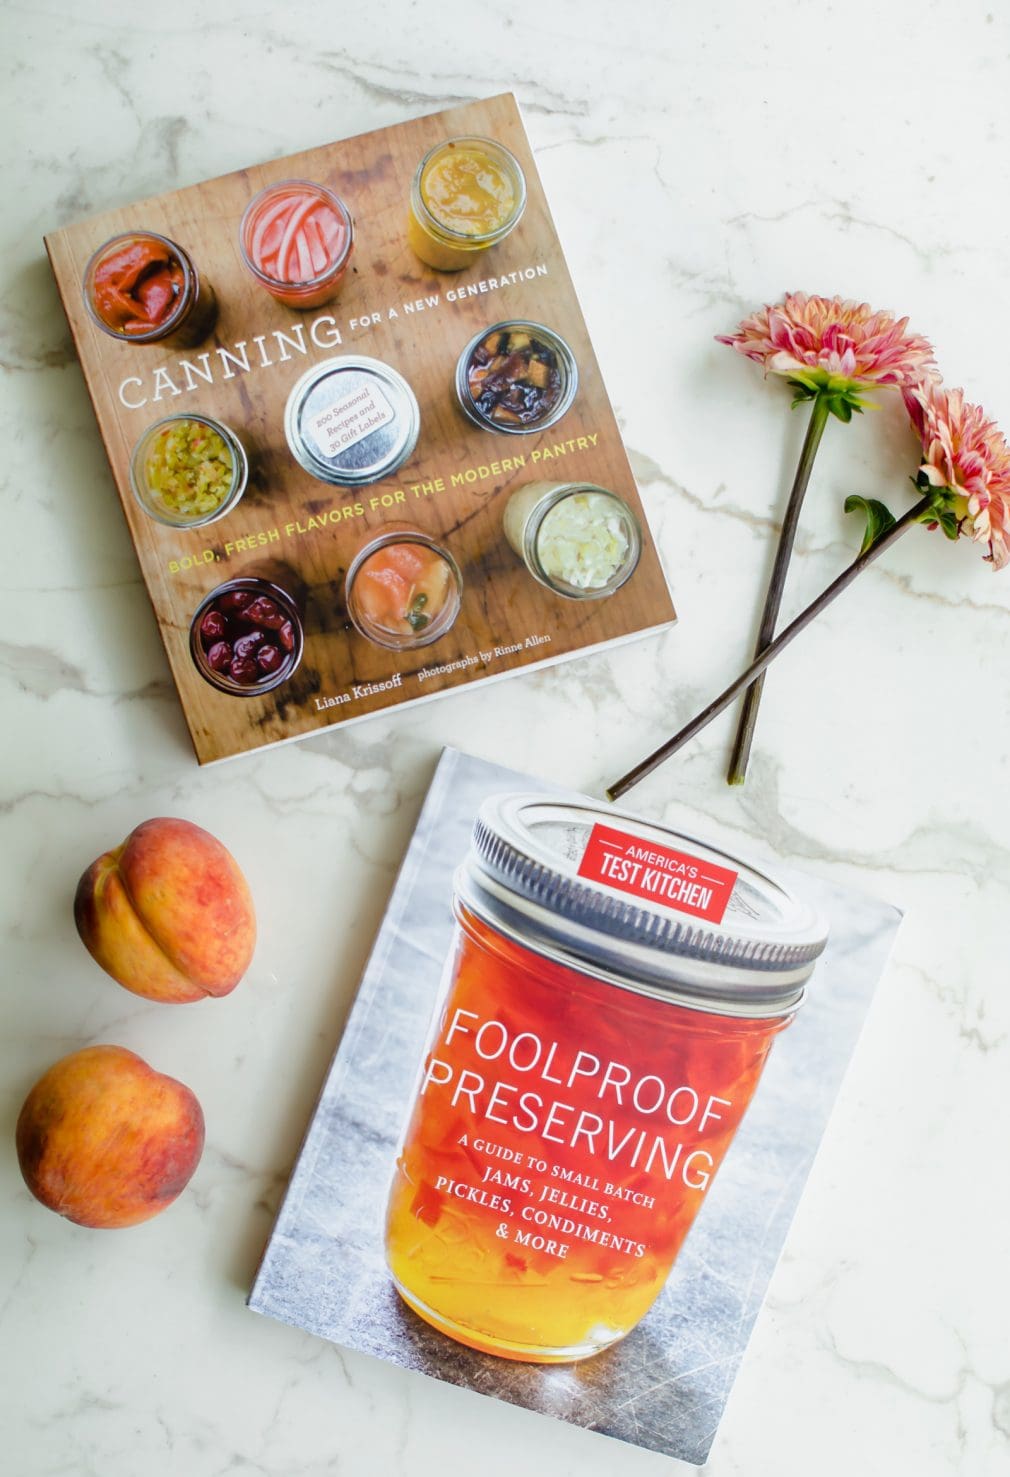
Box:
[718,292,936,418]
[903,381,1010,570]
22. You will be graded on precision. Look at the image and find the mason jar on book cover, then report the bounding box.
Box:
[384,793,828,1363]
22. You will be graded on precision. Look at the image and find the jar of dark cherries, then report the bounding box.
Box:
[189,578,303,696]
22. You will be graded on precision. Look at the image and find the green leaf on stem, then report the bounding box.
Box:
[844,495,897,554]
[910,474,967,541]
[785,372,871,422]
[787,379,820,407]
[932,506,962,541]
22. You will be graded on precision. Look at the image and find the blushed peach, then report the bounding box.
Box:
[74,817,255,1003]
[16,1045,204,1229]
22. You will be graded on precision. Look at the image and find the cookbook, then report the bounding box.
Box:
[46,94,676,764]
[249,748,901,1464]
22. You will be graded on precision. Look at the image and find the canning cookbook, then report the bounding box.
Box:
[46,94,676,764]
[249,748,901,1465]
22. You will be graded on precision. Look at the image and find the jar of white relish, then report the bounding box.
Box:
[503,481,641,598]
[384,793,828,1363]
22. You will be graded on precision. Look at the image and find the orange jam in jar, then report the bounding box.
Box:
[385,795,828,1363]
[408,137,526,271]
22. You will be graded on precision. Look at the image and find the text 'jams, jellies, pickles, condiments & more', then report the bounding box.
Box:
[285,357,420,487]
[345,527,462,651]
[384,794,829,1362]
[456,321,578,434]
[239,180,354,309]
[503,482,641,598]
[83,232,218,348]
[130,415,248,528]
[408,137,527,272]
[190,579,303,696]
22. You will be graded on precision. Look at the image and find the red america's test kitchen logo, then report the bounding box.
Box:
[577,824,738,924]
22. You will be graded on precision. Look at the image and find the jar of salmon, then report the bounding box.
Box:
[384,794,828,1363]
[345,525,462,651]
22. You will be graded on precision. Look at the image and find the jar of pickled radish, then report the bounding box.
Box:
[385,794,828,1363]
[239,180,354,309]
[503,481,641,598]
[408,137,527,272]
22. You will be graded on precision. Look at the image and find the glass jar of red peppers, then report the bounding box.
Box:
[189,578,303,697]
[82,231,218,347]
[385,794,828,1363]
[239,180,354,309]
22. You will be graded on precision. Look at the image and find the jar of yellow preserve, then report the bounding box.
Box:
[384,794,828,1363]
[408,137,527,271]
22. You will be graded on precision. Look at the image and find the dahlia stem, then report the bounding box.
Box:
[727,392,831,786]
[606,495,931,802]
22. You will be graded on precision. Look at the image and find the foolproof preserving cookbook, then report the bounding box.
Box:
[250,748,901,1464]
[45,94,676,764]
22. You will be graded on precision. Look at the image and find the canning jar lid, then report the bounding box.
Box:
[284,356,420,486]
[456,793,830,1017]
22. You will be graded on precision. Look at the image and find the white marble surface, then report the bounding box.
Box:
[3,3,1010,1475]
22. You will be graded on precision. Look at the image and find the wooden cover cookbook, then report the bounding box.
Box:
[46,94,676,764]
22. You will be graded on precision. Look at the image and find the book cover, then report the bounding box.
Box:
[45,95,676,764]
[249,748,901,1465]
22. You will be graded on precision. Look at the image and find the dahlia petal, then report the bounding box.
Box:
[718,292,936,393]
[904,380,1010,568]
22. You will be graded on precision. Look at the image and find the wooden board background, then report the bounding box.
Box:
[45,94,676,764]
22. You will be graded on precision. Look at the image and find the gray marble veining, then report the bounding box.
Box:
[5,3,1010,1474]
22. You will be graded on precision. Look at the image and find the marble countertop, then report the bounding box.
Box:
[4,3,1009,1475]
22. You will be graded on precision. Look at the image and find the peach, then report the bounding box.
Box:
[74,817,255,1003]
[16,1045,205,1229]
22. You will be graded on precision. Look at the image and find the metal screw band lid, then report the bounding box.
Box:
[455,794,830,1018]
[284,355,420,487]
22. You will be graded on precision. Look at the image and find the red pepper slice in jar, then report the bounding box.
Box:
[91,237,186,335]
